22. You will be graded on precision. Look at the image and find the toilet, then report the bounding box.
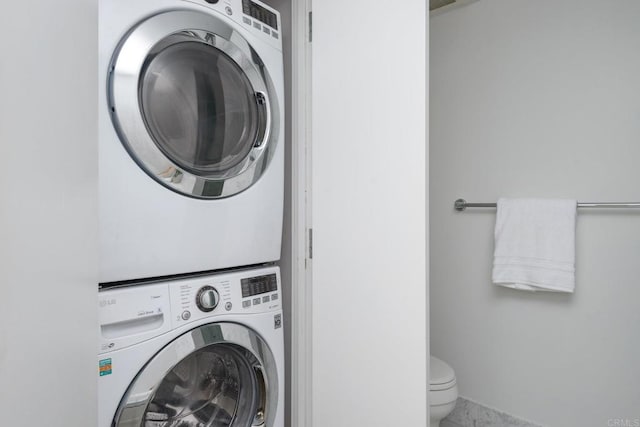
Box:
[430,356,458,427]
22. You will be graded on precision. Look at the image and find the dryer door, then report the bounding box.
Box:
[114,323,278,427]
[109,10,279,198]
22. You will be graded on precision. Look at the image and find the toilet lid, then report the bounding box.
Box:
[430,356,455,386]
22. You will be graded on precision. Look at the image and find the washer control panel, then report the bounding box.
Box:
[169,266,281,328]
[99,266,280,353]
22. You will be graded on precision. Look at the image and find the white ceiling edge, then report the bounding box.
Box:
[430,0,479,17]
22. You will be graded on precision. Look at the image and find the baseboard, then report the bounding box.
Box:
[441,397,543,427]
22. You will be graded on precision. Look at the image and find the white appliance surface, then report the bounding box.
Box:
[99,0,284,283]
[98,266,284,427]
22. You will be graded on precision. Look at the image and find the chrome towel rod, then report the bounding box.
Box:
[454,198,640,211]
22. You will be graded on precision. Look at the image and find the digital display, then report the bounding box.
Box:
[242,0,278,30]
[241,274,278,298]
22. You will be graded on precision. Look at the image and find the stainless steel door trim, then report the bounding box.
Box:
[114,322,279,427]
[108,9,280,198]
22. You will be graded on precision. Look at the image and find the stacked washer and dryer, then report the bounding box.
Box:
[97,1,285,426]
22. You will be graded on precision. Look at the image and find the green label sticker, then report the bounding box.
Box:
[99,358,112,377]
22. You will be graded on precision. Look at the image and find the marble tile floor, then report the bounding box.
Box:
[439,397,543,427]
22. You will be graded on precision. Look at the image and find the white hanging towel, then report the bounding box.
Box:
[492,198,577,292]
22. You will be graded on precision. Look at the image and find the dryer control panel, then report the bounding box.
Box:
[185,0,282,50]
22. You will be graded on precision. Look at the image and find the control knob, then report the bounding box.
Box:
[196,286,219,312]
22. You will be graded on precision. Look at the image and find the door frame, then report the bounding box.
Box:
[289,0,313,426]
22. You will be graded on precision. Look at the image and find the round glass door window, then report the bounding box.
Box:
[114,323,278,427]
[109,10,280,198]
[141,37,260,177]
[144,344,260,426]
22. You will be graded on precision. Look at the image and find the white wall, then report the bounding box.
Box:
[311,1,428,426]
[430,1,640,425]
[0,0,98,425]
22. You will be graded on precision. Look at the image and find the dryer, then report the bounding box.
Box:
[98,266,284,427]
[99,0,284,283]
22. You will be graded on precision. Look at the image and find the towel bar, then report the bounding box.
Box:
[454,198,640,211]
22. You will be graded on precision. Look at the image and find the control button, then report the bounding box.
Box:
[253,298,261,305]
[272,32,279,39]
[242,300,251,308]
[181,311,191,320]
[196,286,219,312]
[225,6,233,15]
[242,17,251,25]
[262,27,270,35]
[225,302,232,311]
[253,21,261,30]
[262,295,270,303]
[204,0,219,3]
[271,293,279,301]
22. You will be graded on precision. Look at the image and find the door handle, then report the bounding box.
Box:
[254,91,271,148]
[253,366,267,425]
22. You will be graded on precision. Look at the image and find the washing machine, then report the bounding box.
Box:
[99,0,284,283]
[98,266,284,427]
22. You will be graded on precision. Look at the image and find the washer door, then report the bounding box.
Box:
[114,323,278,427]
[109,10,279,198]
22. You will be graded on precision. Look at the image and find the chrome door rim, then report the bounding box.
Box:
[114,322,279,427]
[108,9,280,199]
